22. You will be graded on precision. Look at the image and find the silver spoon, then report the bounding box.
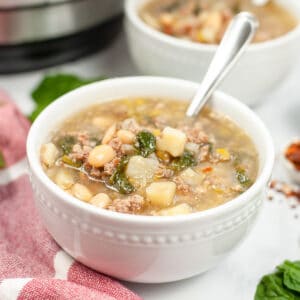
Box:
[186,12,259,118]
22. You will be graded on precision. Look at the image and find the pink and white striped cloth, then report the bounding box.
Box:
[0,92,141,300]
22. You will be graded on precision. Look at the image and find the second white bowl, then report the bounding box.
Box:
[125,0,300,105]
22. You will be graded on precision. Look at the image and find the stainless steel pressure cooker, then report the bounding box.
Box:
[0,0,123,73]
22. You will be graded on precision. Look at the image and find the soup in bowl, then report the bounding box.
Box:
[27,77,274,283]
[140,0,298,44]
[41,98,258,216]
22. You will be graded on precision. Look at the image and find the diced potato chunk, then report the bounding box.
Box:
[158,203,193,216]
[55,169,74,190]
[90,193,112,208]
[41,143,59,168]
[146,181,176,208]
[180,168,204,186]
[126,156,159,186]
[157,127,187,157]
[71,183,93,202]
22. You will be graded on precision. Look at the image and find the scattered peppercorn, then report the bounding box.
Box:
[269,180,300,219]
[269,180,300,202]
[285,141,300,171]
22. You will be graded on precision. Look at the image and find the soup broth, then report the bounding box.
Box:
[41,98,259,216]
[140,0,298,44]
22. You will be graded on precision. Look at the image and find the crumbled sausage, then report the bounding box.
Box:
[121,118,141,133]
[108,137,123,155]
[108,195,145,214]
[103,157,121,176]
[155,164,174,178]
[77,132,90,146]
[173,176,192,195]
[198,144,210,162]
[83,163,103,180]
[70,144,91,161]
[154,116,168,128]
[182,122,209,144]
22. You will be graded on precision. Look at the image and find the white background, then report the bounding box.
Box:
[1,32,299,300]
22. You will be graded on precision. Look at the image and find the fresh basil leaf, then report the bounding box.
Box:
[255,261,300,300]
[255,272,298,300]
[29,74,105,122]
[278,261,300,293]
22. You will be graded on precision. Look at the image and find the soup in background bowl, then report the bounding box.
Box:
[140,0,298,44]
[41,98,258,216]
[27,77,274,283]
[125,0,300,104]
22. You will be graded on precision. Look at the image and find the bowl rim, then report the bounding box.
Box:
[27,76,275,225]
[125,0,300,53]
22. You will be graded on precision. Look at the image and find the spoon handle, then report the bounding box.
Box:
[186,12,259,117]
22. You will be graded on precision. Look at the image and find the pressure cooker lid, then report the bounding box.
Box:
[0,0,123,45]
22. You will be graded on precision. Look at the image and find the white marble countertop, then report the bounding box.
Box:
[1,33,299,300]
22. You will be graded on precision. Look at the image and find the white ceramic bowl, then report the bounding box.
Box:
[27,77,274,283]
[125,0,300,105]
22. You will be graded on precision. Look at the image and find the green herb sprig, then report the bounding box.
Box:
[29,74,104,122]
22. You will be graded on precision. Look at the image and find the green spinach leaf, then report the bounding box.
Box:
[170,151,196,172]
[255,272,298,300]
[236,168,252,187]
[110,156,135,194]
[134,131,156,158]
[61,155,82,168]
[57,136,76,155]
[278,261,300,293]
[255,261,300,300]
[29,74,104,122]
